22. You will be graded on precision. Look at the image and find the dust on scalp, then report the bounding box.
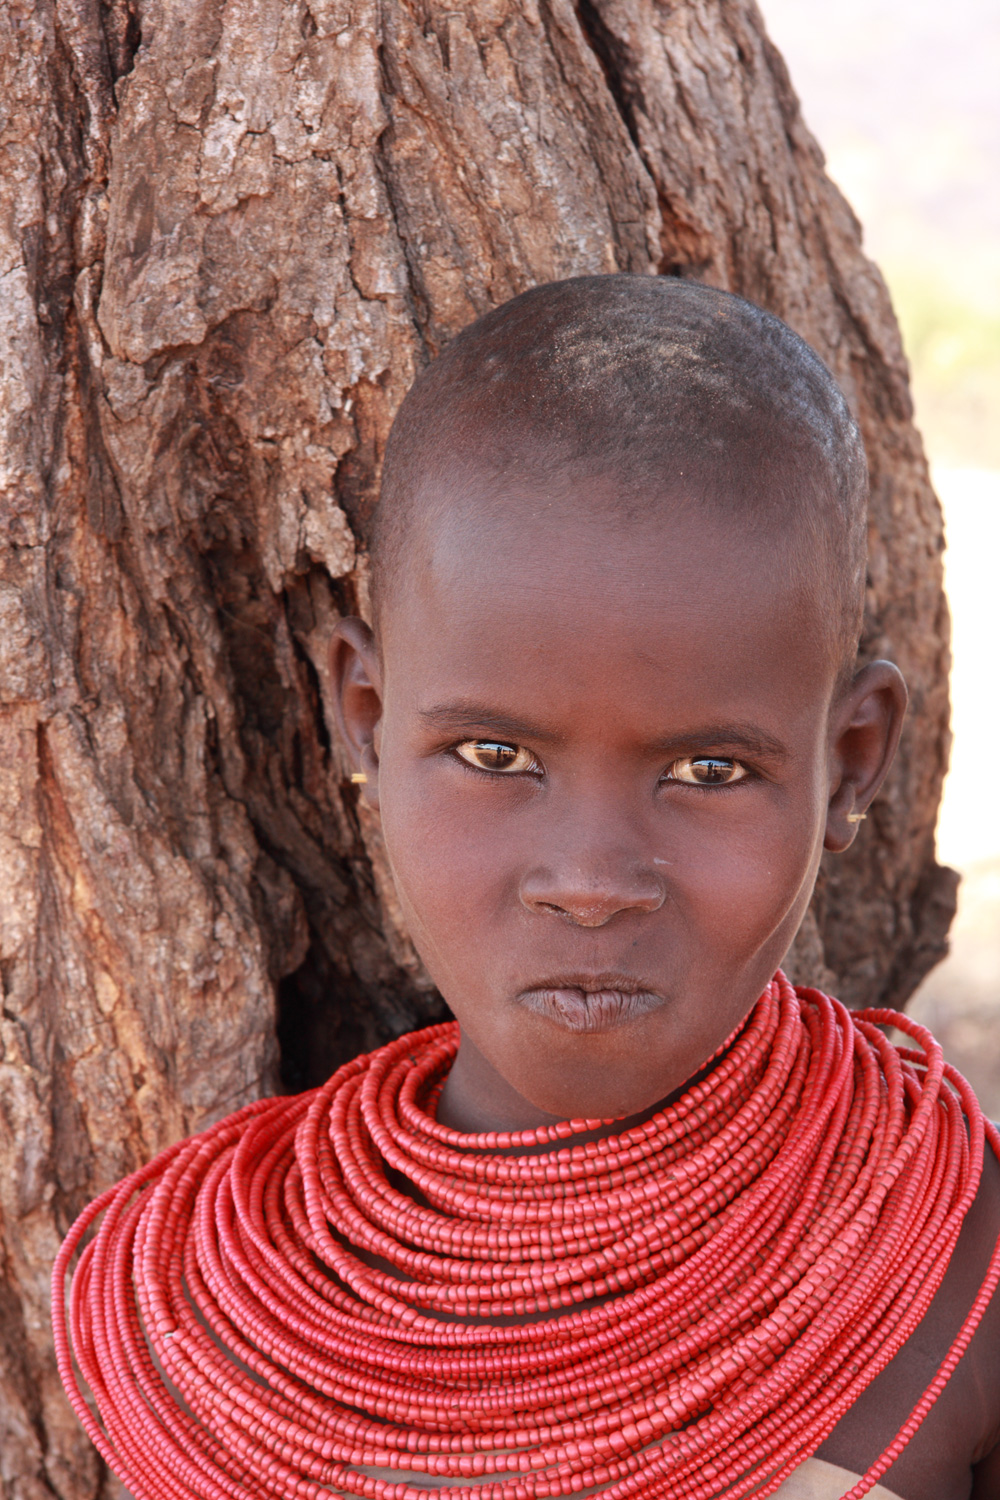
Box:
[372,275,868,675]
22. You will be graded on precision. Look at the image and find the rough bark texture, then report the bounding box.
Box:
[0,1,955,1494]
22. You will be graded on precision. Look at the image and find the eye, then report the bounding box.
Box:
[665,756,748,787]
[454,740,540,775]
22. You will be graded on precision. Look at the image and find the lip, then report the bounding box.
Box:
[515,973,665,1034]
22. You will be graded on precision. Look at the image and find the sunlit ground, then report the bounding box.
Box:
[908,469,1000,1113]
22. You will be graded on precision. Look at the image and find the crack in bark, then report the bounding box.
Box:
[573,0,642,152]
[100,0,142,84]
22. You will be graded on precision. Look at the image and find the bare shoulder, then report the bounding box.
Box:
[816,1132,1000,1500]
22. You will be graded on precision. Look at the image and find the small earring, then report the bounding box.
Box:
[350,771,368,784]
[846,811,866,823]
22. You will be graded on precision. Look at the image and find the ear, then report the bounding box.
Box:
[329,617,383,810]
[825,660,908,852]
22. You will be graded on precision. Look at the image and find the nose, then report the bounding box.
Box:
[519,853,666,927]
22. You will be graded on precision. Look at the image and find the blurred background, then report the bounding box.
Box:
[759,0,1000,1110]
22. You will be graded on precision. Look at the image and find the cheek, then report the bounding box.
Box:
[674,785,827,958]
[685,829,817,949]
[378,768,516,949]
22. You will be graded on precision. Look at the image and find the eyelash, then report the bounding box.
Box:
[451,741,753,788]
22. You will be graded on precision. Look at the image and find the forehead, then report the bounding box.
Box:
[378,476,840,736]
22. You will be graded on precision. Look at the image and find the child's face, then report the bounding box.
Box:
[334,470,905,1128]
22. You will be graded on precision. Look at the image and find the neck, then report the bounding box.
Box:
[435,1028,721,1138]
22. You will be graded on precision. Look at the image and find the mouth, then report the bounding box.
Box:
[515,974,664,1034]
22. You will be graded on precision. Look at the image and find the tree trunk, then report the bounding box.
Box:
[0,0,955,1493]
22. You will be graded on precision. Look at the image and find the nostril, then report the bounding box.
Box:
[528,894,662,927]
[535,900,609,925]
[520,866,667,925]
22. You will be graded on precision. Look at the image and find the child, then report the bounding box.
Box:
[54,277,1000,1500]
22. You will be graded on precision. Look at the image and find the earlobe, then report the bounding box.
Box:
[824,660,908,853]
[329,618,383,809]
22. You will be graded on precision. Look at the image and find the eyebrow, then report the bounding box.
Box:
[649,725,790,761]
[418,703,790,761]
[418,704,563,743]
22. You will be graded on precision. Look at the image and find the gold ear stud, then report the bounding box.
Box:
[846,811,866,823]
[350,772,368,784]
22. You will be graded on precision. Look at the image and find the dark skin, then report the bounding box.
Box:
[332,468,1000,1498]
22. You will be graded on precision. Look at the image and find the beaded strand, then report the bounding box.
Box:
[52,974,1000,1500]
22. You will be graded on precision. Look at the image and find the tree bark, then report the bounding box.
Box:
[0,0,955,1493]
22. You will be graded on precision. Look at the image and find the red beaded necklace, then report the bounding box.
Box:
[53,974,1000,1500]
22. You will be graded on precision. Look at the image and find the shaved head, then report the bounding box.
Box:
[372,275,867,672]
